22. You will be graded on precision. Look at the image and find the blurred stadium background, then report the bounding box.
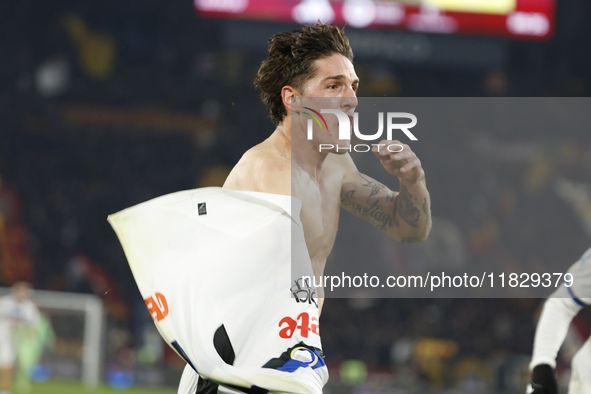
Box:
[1,0,590,393]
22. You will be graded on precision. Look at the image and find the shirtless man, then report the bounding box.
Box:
[224,22,432,312]
[174,23,431,393]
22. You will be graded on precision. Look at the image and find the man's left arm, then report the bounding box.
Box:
[339,140,431,243]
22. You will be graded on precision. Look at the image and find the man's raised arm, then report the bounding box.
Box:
[339,140,431,243]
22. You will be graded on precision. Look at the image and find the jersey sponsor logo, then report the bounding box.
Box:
[290,277,318,308]
[144,292,169,322]
[278,312,319,339]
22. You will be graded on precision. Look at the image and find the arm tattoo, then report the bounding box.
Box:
[394,185,420,228]
[341,189,395,230]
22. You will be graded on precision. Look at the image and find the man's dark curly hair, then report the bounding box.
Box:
[254,22,354,126]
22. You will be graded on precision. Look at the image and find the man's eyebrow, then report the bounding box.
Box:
[322,75,360,84]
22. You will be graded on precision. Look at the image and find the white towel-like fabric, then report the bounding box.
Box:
[108,187,327,394]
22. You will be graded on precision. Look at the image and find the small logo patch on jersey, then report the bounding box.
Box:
[145,292,169,322]
[291,277,318,308]
[198,202,207,215]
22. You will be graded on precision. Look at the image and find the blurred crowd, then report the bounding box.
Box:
[1,1,591,393]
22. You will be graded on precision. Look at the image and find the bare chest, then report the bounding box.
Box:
[299,175,342,273]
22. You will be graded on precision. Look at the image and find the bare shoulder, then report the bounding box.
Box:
[223,139,291,196]
[324,152,358,179]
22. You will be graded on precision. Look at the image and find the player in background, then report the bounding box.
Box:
[527,246,591,394]
[0,282,40,394]
[14,312,54,394]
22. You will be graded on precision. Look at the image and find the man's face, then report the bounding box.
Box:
[296,53,359,153]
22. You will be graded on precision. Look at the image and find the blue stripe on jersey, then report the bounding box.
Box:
[567,286,588,308]
[277,349,326,373]
[171,340,198,374]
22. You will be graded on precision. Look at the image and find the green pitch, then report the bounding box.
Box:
[27,380,177,394]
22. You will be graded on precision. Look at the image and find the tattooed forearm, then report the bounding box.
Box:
[341,173,430,239]
[341,190,395,230]
[394,185,421,228]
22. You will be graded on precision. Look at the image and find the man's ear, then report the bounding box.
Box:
[281,85,301,114]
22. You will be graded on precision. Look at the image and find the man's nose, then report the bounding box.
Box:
[341,89,358,112]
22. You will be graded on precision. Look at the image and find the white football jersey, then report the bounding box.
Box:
[562,246,591,304]
[0,295,39,366]
[0,295,38,337]
[108,187,327,394]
